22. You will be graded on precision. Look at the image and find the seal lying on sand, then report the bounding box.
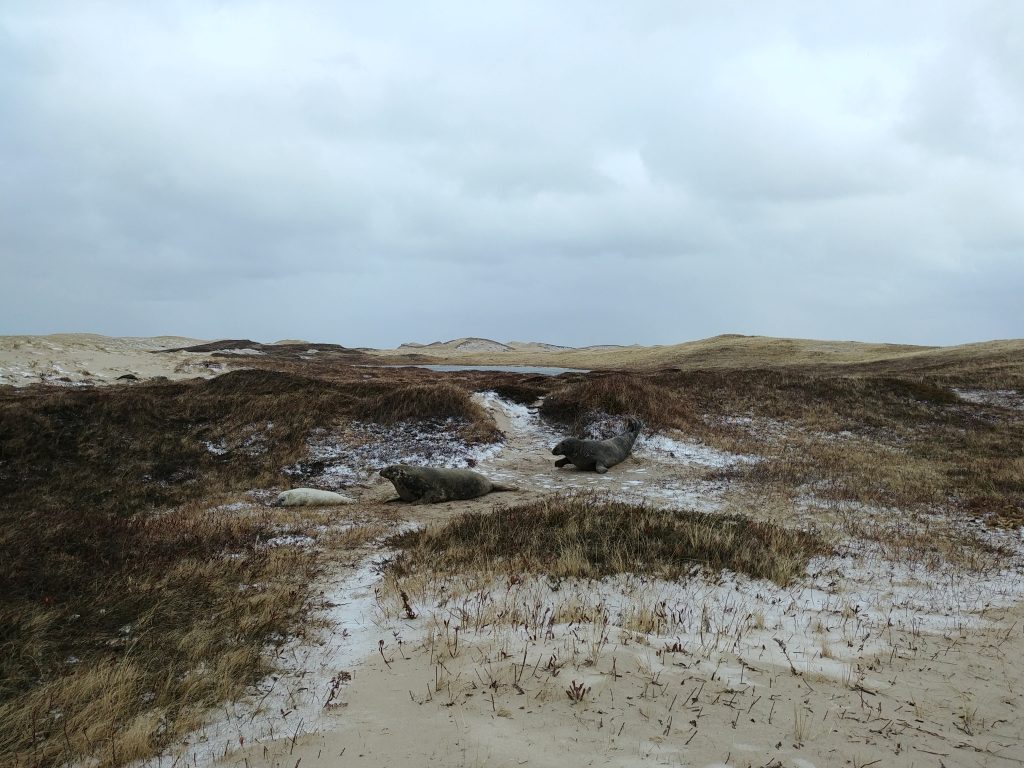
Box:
[552,417,643,474]
[380,465,517,503]
[273,488,352,507]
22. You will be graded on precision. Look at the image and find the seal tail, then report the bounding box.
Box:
[490,483,518,493]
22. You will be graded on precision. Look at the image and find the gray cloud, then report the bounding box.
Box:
[1,1,1022,347]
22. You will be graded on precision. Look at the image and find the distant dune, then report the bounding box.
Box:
[376,334,935,368]
[3,332,1023,387]
[369,334,1024,381]
[387,337,636,358]
[0,333,211,386]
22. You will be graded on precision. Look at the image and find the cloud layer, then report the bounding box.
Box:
[1,2,1022,346]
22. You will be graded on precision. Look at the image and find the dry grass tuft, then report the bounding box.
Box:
[388,493,829,586]
[0,502,318,768]
[364,382,479,423]
[539,373,697,433]
[489,379,550,406]
[362,382,499,442]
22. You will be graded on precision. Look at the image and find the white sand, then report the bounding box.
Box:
[0,333,228,386]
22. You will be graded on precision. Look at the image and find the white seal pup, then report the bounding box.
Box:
[273,488,353,507]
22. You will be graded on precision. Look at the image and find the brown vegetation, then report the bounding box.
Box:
[0,500,319,767]
[528,368,1022,528]
[388,493,830,586]
[361,333,1024,386]
[361,382,498,442]
[0,368,498,515]
[538,372,698,433]
[0,366,499,767]
[1,334,1021,766]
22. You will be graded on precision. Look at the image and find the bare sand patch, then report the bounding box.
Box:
[0,333,226,385]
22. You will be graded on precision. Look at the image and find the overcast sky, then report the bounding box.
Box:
[1,2,1021,348]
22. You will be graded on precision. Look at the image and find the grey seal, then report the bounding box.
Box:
[380,464,517,503]
[552,416,643,474]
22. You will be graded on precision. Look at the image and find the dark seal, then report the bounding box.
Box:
[552,416,643,474]
[380,464,517,503]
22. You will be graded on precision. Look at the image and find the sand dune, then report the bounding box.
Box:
[4,333,1023,388]
[372,334,1024,379]
[0,333,215,386]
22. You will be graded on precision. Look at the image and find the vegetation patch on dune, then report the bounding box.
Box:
[361,382,498,442]
[0,369,498,514]
[524,367,1022,529]
[0,501,320,768]
[663,370,1024,527]
[0,366,503,767]
[539,373,697,433]
[388,493,829,586]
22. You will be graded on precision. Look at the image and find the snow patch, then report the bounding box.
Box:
[954,388,1024,410]
[405,528,1024,693]
[263,535,317,548]
[475,391,560,443]
[285,419,504,490]
[143,547,415,767]
[636,432,754,468]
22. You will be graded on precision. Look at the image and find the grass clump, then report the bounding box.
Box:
[0,371,353,514]
[489,379,549,406]
[389,493,829,586]
[0,502,319,768]
[362,382,498,441]
[539,373,696,433]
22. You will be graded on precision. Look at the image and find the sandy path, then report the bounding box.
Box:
[154,396,1024,768]
[225,605,1024,768]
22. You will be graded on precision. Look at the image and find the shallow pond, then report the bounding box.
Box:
[374,364,589,376]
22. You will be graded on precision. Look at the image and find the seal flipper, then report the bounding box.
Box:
[595,463,609,474]
[555,457,571,468]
